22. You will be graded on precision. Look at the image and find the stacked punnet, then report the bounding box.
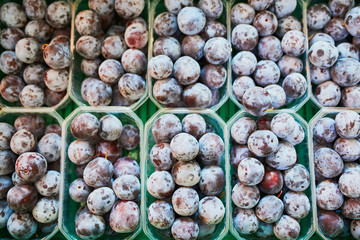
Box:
[230,0,308,114]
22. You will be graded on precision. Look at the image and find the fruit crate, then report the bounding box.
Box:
[59,106,143,240]
[0,107,63,240]
[0,0,71,110]
[0,101,320,240]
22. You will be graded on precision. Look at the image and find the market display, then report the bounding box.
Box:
[0,0,360,239]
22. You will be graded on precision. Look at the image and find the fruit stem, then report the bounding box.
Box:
[42,44,48,50]
[263,107,274,112]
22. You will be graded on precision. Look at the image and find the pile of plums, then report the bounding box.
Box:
[230,0,308,115]
[76,0,147,106]
[230,113,311,239]
[0,114,62,239]
[309,1,360,107]
[0,0,71,107]
[313,110,360,238]
[67,113,141,239]
[147,113,226,239]
[149,0,231,108]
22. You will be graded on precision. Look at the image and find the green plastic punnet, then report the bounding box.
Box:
[0,0,72,110]
[227,110,316,240]
[308,0,360,109]
[309,108,360,240]
[142,108,230,240]
[147,0,230,111]
[59,106,143,240]
[68,0,149,111]
[0,107,64,240]
[228,0,311,113]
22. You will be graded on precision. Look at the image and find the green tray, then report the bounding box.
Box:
[228,0,311,113]
[68,0,149,111]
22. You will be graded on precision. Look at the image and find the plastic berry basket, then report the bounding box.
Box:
[147,0,230,111]
[0,0,72,110]
[308,0,360,109]
[59,106,143,240]
[68,0,149,110]
[228,0,311,113]
[142,108,230,240]
[226,110,316,240]
[0,107,63,240]
[309,108,360,240]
